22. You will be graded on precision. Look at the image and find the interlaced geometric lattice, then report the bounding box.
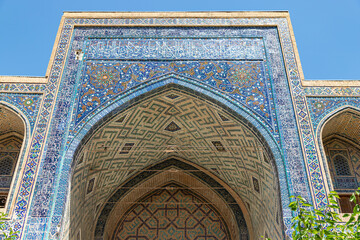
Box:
[0,157,13,175]
[334,155,351,176]
[113,185,230,240]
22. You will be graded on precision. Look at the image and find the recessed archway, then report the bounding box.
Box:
[69,87,285,240]
[100,158,247,240]
[0,104,25,210]
[320,108,360,212]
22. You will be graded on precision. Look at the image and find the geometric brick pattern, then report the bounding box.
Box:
[113,185,230,240]
[322,110,360,145]
[91,157,250,239]
[71,90,282,240]
[0,106,25,136]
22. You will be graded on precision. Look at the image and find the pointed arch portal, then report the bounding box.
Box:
[0,104,26,209]
[69,86,285,240]
[320,108,360,212]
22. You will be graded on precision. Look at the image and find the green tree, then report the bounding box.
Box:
[0,212,18,240]
[264,188,360,239]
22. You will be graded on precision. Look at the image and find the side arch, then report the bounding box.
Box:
[0,102,31,214]
[317,106,360,212]
[316,106,360,193]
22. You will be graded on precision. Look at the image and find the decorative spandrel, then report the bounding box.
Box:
[76,60,272,126]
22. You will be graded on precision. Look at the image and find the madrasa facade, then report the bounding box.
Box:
[0,11,359,240]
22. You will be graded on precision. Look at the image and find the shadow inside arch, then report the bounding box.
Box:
[94,157,250,240]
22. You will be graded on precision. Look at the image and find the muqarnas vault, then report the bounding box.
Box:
[0,11,360,240]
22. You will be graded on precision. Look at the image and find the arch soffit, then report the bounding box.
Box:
[323,134,360,151]
[68,79,284,175]
[0,102,29,138]
[0,133,23,144]
[318,106,360,142]
[97,157,253,240]
[317,106,360,157]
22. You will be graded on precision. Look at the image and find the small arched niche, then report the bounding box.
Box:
[0,105,25,209]
[322,109,360,212]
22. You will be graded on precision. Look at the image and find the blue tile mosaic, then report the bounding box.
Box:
[76,60,273,126]
[0,93,42,132]
[1,15,358,239]
[307,97,360,132]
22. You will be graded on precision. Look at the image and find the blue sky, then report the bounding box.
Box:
[0,0,359,79]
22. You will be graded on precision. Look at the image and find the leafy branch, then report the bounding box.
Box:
[0,212,18,240]
[264,188,360,240]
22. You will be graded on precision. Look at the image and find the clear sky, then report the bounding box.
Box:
[0,0,359,79]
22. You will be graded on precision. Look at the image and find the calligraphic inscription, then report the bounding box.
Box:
[85,38,265,60]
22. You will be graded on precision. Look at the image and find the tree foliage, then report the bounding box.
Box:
[0,212,18,240]
[264,188,360,240]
